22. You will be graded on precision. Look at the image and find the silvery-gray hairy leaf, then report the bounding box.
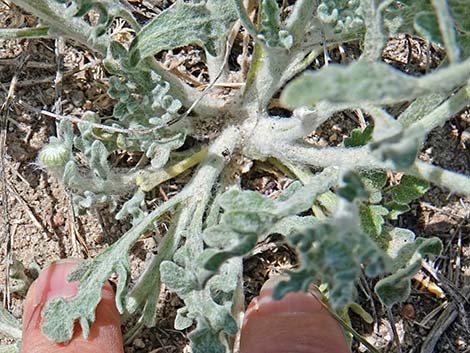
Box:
[337,171,368,202]
[218,189,276,212]
[0,343,19,353]
[160,261,198,295]
[54,0,137,40]
[0,306,21,339]
[41,251,131,342]
[270,215,318,236]
[202,169,338,272]
[387,228,442,271]
[374,228,442,306]
[203,226,240,248]
[274,203,389,308]
[221,211,274,234]
[370,132,420,169]
[115,189,146,225]
[281,61,420,107]
[129,0,237,65]
[258,0,293,49]
[203,234,258,272]
[89,140,109,179]
[317,0,364,34]
[189,322,228,353]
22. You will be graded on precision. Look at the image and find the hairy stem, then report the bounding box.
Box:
[0,26,50,39]
[12,0,109,55]
[136,147,208,192]
[431,0,460,63]
[249,133,470,196]
[125,203,195,326]
[407,86,470,138]
[285,0,316,45]
[410,161,470,196]
[127,126,240,320]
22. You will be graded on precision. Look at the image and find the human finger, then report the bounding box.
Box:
[239,277,351,353]
[20,259,124,353]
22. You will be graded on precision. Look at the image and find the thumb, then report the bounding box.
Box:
[239,277,351,353]
[20,259,124,353]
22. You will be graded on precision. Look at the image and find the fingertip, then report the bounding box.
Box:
[240,277,351,353]
[20,259,123,353]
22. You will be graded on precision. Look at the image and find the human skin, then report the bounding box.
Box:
[239,277,351,353]
[20,261,350,353]
[20,259,124,353]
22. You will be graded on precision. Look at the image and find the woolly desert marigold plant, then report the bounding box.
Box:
[2,0,470,352]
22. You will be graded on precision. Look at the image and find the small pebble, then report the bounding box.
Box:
[401,303,415,320]
[133,338,145,349]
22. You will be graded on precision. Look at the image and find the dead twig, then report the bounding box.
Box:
[0,59,101,91]
[5,180,49,237]
[1,51,30,309]
[65,190,89,258]
[387,307,403,353]
[420,286,470,353]
[0,50,29,310]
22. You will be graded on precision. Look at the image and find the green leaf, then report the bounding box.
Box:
[337,171,368,202]
[360,171,388,204]
[375,228,443,306]
[414,11,442,42]
[359,204,389,238]
[385,202,411,220]
[129,0,237,65]
[344,125,374,148]
[390,175,429,205]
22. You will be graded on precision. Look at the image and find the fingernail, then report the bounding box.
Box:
[33,259,83,307]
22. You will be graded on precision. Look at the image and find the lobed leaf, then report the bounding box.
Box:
[374,228,442,306]
[258,0,293,49]
[273,201,390,308]
[390,175,429,205]
[344,125,374,148]
[359,204,388,239]
[317,0,364,35]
